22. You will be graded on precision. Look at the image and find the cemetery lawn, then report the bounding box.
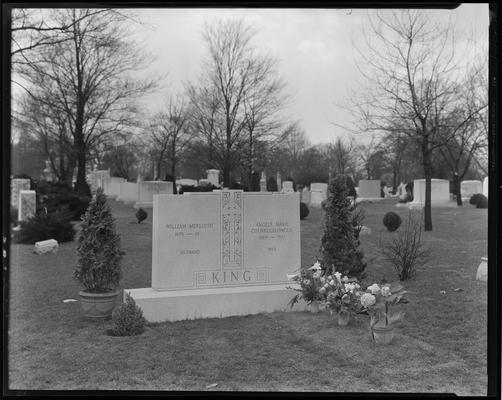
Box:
[8,199,487,394]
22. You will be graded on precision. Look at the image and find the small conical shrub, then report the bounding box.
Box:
[74,188,122,292]
[111,293,146,336]
[320,174,366,279]
[266,177,278,192]
[383,211,402,232]
[135,208,147,224]
[300,202,309,220]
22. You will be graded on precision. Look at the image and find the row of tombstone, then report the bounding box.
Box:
[88,169,223,209]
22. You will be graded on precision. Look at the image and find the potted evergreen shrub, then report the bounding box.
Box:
[74,188,123,318]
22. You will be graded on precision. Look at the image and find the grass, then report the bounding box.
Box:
[8,198,488,394]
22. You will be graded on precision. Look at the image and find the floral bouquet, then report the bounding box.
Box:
[286,260,324,308]
[359,282,407,332]
[319,271,363,324]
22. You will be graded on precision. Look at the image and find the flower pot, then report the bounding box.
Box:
[309,300,320,313]
[79,290,120,318]
[371,325,394,344]
[337,312,351,326]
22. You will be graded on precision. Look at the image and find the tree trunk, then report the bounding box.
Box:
[392,168,397,194]
[454,172,462,206]
[171,146,177,194]
[74,147,89,196]
[422,138,433,231]
[223,158,231,188]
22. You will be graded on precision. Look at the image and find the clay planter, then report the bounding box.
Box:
[309,300,320,314]
[337,312,351,326]
[371,325,395,344]
[79,290,120,318]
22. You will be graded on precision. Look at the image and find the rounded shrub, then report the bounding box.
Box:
[300,202,309,220]
[110,293,146,336]
[13,207,75,244]
[135,208,148,224]
[469,193,488,209]
[383,211,402,232]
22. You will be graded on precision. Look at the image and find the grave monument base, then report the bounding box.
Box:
[133,201,153,209]
[407,201,459,209]
[355,197,383,203]
[125,284,307,322]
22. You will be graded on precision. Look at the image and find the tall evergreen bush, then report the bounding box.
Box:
[266,177,278,192]
[320,175,366,279]
[74,188,122,292]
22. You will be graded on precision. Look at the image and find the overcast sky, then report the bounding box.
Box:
[17,5,487,146]
[132,5,489,144]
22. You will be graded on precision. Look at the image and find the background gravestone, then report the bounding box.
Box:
[103,177,126,199]
[134,181,174,209]
[301,188,311,204]
[460,180,483,201]
[18,190,36,221]
[260,172,267,192]
[356,180,381,201]
[410,179,450,207]
[118,182,139,204]
[482,177,488,198]
[206,169,220,187]
[282,181,294,193]
[11,178,31,209]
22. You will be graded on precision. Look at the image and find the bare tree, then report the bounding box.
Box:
[148,95,192,185]
[275,121,310,179]
[15,9,157,196]
[326,137,357,178]
[15,92,76,184]
[101,142,138,180]
[11,9,107,67]
[437,64,488,205]
[188,19,287,187]
[346,10,487,230]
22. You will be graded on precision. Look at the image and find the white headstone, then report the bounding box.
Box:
[34,239,59,255]
[310,191,324,207]
[282,181,294,193]
[409,179,451,208]
[482,177,488,198]
[356,180,382,202]
[260,171,267,192]
[301,188,311,204]
[18,190,36,221]
[198,179,210,186]
[206,169,220,187]
[460,180,483,201]
[118,182,139,204]
[11,179,31,209]
[359,226,372,235]
[126,190,304,322]
[476,257,487,282]
[177,178,198,187]
[310,183,328,205]
[103,177,126,199]
[134,181,174,209]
